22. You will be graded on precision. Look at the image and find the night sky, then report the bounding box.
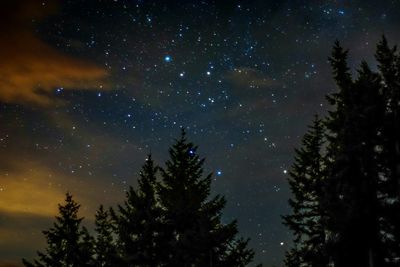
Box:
[1,1,400,266]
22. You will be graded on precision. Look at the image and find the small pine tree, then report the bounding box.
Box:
[23,193,94,267]
[113,154,162,267]
[157,129,254,266]
[283,116,328,267]
[93,205,120,267]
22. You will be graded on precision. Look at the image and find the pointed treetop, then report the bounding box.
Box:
[138,153,158,193]
[376,35,398,53]
[375,35,398,82]
[179,127,187,143]
[329,40,352,87]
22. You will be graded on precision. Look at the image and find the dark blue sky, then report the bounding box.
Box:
[1,0,400,266]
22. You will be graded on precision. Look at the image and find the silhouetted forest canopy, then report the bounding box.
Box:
[22,37,400,267]
[284,36,400,267]
[23,130,255,267]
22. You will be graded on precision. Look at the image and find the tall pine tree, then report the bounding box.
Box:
[157,129,254,267]
[93,205,120,267]
[375,36,400,265]
[283,116,328,267]
[323,41,385,267]
[113,154,163,267]
[23,193,94,267]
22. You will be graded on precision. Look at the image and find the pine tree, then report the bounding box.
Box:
[282,38,400,266]
[157,129,254,267]
[22,193,94,267]
[323,41,385,267]
[93,205,120,267]
[113,154,163,267]
[283,116,328,267]
[375,36,400,265]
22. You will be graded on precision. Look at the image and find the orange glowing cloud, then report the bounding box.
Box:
[0,164,66,217]
[0,157,125,263]
[0,1,108,106]
[0,154,126,218]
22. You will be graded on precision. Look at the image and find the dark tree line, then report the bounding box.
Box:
[23,131,255,267]
[284,36,400,267]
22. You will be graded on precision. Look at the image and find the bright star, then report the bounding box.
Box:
[164,55,172,62]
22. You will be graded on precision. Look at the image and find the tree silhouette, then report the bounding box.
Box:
[22,133,257,266]
[283,116,328,267]
[375,36,400,266]
[283,38,400,266]
[323,41,385,267]
[93,205,120,267]
[113,154,163,266]
[23,193,94,267]
[157,129,254,266]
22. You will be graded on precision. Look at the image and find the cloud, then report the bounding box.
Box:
[0,1,108,106]
[0,157,125,262]
[0,155,126,263]
[0,158,125,218]
[219,68,281,120]
[0,162,68,217]
[226,67,279,89]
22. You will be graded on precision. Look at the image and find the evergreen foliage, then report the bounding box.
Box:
[375,36,400,265]
[23,193,94,267]
[284,37,400,267]
[324,42,385,267]
[283,116,328,267]
[93,205,120,267]
[113,154,163,267]
[23,132,256,266]
[157,129,254,266]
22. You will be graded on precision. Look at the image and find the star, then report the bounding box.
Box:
[164,55,172,62]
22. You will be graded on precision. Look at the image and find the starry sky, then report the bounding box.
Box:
[1,1,400,266]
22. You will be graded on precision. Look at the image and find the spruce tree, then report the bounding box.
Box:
[113,154,162,267]
[22,193,94,267]
[93,205,120,267]
[157,129,254,267]
[282,38,400,266]
[375,36,400,265]
[323,41,385,267]
[283,116,328,267]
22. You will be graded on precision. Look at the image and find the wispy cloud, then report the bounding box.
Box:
[0,1,108,106]
[0,158,126,218]
[226,67,279,89]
